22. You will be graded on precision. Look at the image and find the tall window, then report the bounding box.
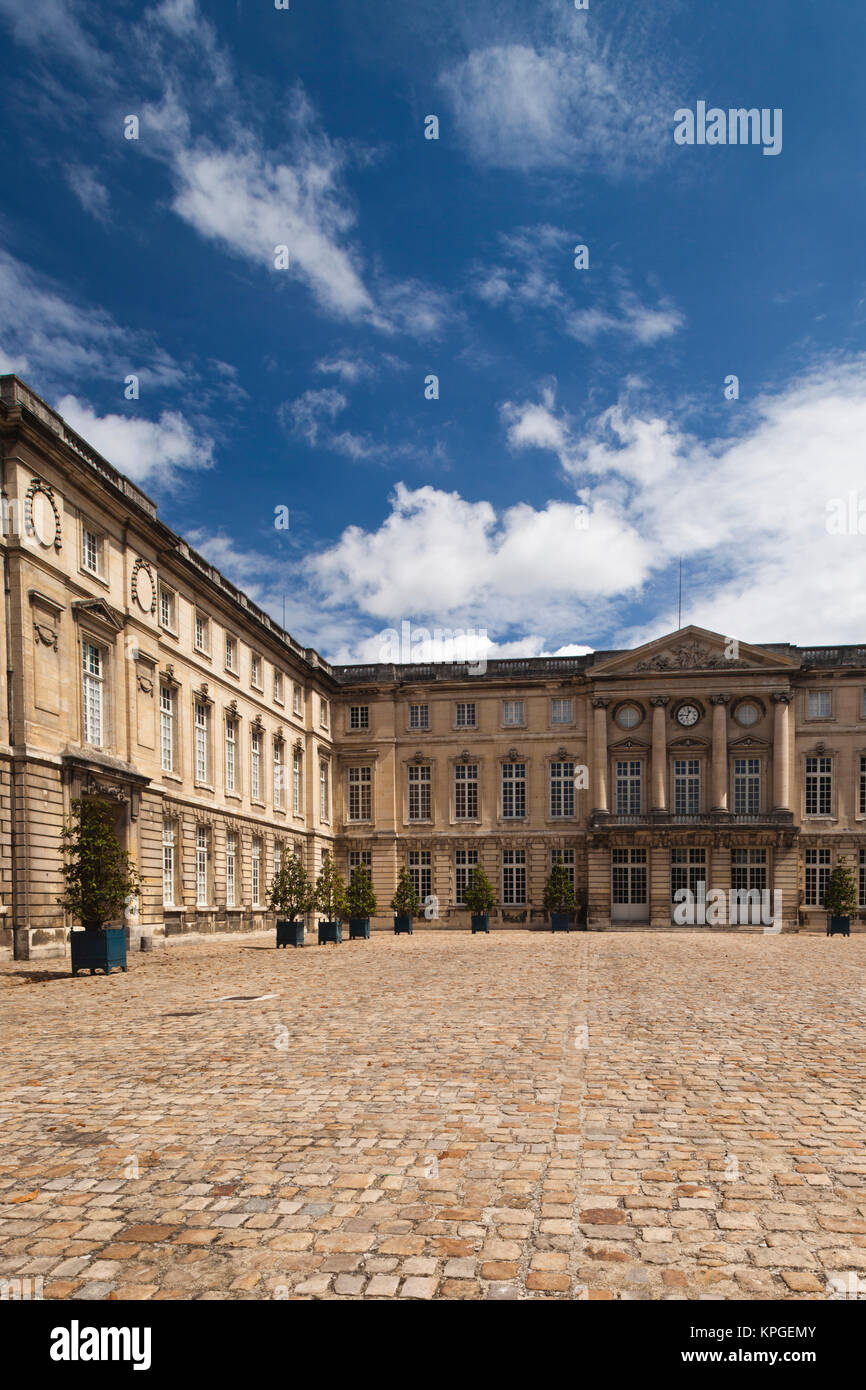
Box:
[159,585,175,630]
[408,765,431,820]
[859,850,866,908]
[550,761,575,818]
[408,850,431,901]
[805,756,832,816]
[733,758,761,814]
[251,838,262,906]
[673,759,700,815]
[550,847,575,887]
[82,641,104,747]
[455,849,479,904]
[860,756,866,817]
[226,831,237,907]
[293,684,302,716]
[250,729,262,800]
[454,763,478,819]
[320,698,329,730]
[671,848,707,902]
[409,703,429,730]
[503,700,524,727]
[195,702,209,782]
[551,698,573,725]
[455,702,476,728]
[502,849,526,905]
[162,820,176,906]
[273,670,284,703]
[320,760,330,820]
[501,762,526,818]
[224,717,237,792]
[349,849,372,879]
[348,766,372,821]
[160,685,175,772]
[804,848,830,906]
[196,825,209,906]
[274,739,284,809]
[350,705,369,730]
[225,634,238,672]
[81,527,101,575]
[615,760,642,815]
[194,611,209,653]
[293,748,302,815]
[251,654,262,688]
[807,690,831,719]
[731,848,767,894]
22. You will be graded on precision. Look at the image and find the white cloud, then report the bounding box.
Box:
[284,388,347,444]
[314,355,373,383]
[0,0,109,73]
[56,395,213,490]
[64,164,111,222]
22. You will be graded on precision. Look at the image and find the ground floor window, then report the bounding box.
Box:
[196,825,210,906]
[162,820,176,906]
[804,848,831,906]
[455,848,478,904]
[252,837,262,906]
[408,850,431,900]
[226,831,237,907]
[731,848,767,894]
[550,848,575,886]
[612,848,647,906]
[502,849,526,905]
[860,851,866,908]
[670,847,707,902]
[349,849,372,880]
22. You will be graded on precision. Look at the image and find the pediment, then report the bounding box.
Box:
[71,597,126,632]
[729,734,770,751]
[609,736,650,752]
[669,735,710,751]
[591,626,797,676]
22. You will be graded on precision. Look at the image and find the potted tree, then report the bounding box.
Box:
[391,865,420,934]
[346,863,377,940]
[823,855,856,937]
[269,853,313,947]
[314,855,347,944]
[60,799,140,976]
[544,862,577,933]
[464,865,496,934]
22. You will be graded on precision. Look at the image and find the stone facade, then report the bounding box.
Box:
[1,375,864,958]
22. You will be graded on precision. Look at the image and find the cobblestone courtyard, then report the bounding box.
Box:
[1,931,864,1301]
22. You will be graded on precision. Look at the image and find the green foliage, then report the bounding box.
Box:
[346,863,377,918]
[390,864,421,916]
[822,856,858,916]
[463,865,496,914]
[268,853,314,921]
[59,799,140,931]
[314,854,348,921]
[543,863,577,914]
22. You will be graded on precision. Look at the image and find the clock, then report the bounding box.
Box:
[677,704,700,726]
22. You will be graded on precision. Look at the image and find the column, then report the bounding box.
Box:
[772,692,792,812]
[710,694,730,811]
[649,696,669,812]
[590,696,610,813]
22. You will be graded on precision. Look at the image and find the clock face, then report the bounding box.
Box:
[677,704,699,726]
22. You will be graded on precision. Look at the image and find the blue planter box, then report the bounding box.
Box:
[827,915,851,937]
[318,920,342,945]
[349,917,370,939]
[550,912,571,933]
[70,927,127,976]
[394,915,413,935]
[471,914,490,934]
[276,919,304,948]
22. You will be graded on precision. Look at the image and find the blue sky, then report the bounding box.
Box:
[1,0,865,661]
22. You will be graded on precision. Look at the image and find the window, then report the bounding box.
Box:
[805,756,832,816]
[550,847,575,887]
[274,671,284,704]
[274,740,284,809]
[551,699,573,725]
[671,848,707,903]
[733,758,761,814]
[194,611,209,654]
[408,764,431,820]
[409,704,429,730]
[320,760,330,820]
[455,702,476,728]
[454,763,478,819]
[274,841,283,878]
[808,690,831,719]
[251,653,262,688]
[196,825,209,906]
[862,690,866,721]
[616,705,641,730]
[158,585,176,630]
[160,684,175,772]
[503,700,524,727]
[224,716,237,792]
[225,634,238,673]
[501,762,526,818]
[615,760,642,815]
[251,729,262,800]
[251,838,262,906]
[348,766,372,821]
[455,849,479,904]
[320,698,329,730]
[550,761,575,818]
[860,850,866,908]
[82,641,104,747]
[293,684,303,716]
[804,848,830,906]
[293,748,302,815]
[349,705,369,730]
[162,820,177,906]
[195,702,209,782]
[860,756,866,817]
[81,526,102,576]
[349,849,372,879]
[408,850,431,901]
[731,848,767,894]
[226,831,237,907]
[673,759,700,815]
[502,849,526,905]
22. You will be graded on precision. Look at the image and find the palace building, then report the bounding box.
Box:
[1,374,863,959]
